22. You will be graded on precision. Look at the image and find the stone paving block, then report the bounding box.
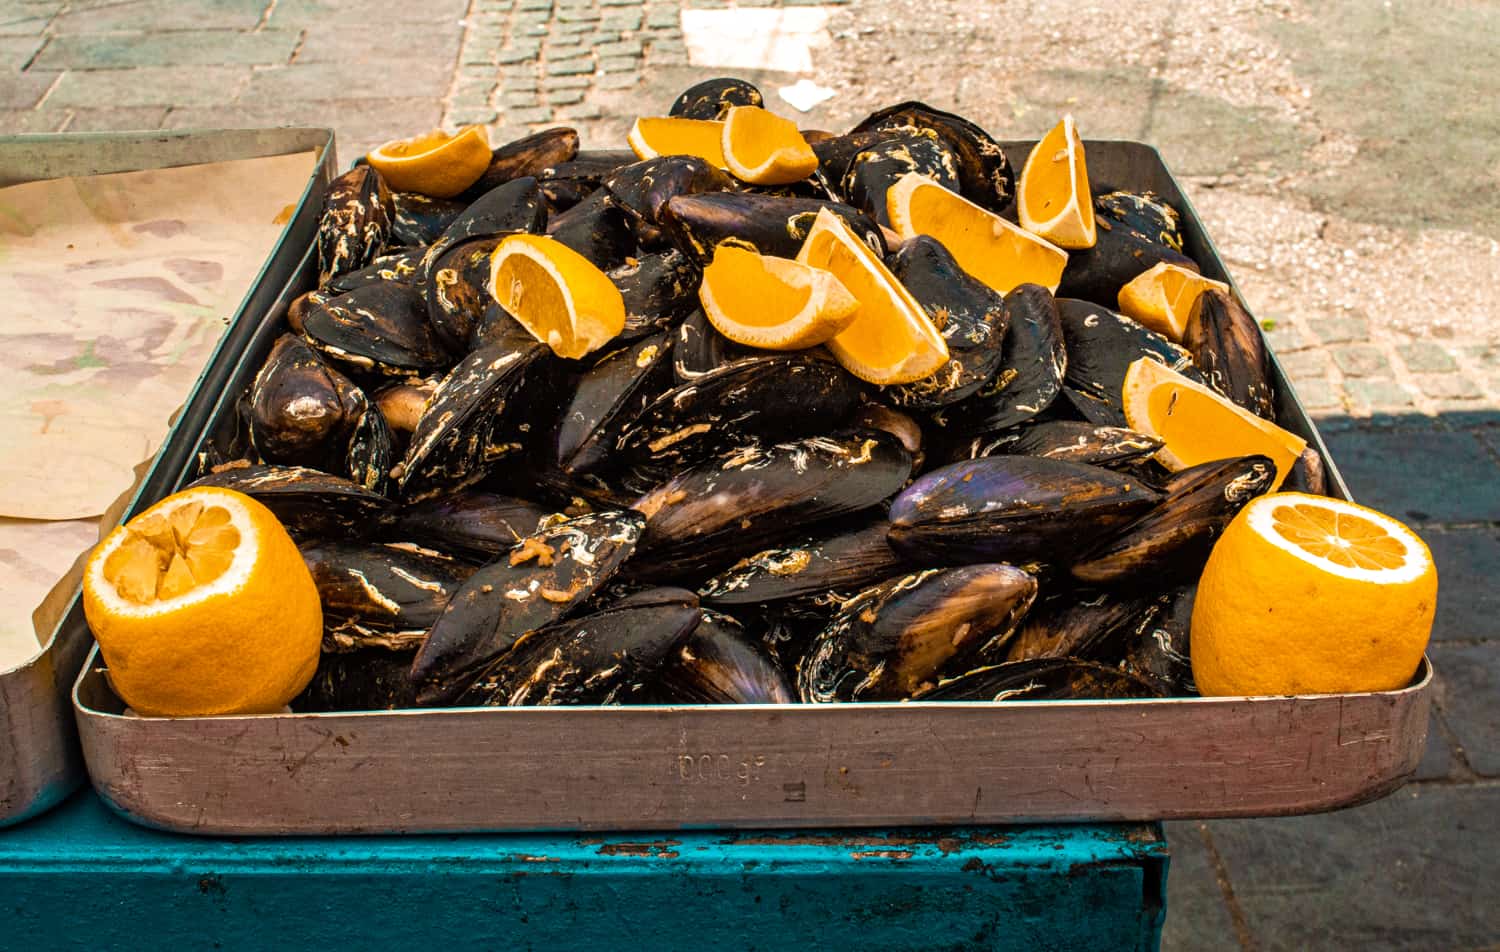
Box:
[1429,642,1500,775]
[270,0,469,26]
[448,106,500,125]
[1331,344,1391,378]
[1342,378,1415,413]
[1397,341,1458,374]
[1308,314,1371,343]
[546,73,593,89]
[1413,712,1455,781]
[1291,377,1342,411]
[1421,528,1500,642]
[1262,322,1309,354]
[35,30,300,69]
[600,10,643,30]
[0,67,53,108]
[1161,823,1238,952]
[595,72,639,90]
[497,46,542,63]
[1205,787,1500,950]
[598,54,639,72]
[644,6,679,27]
[1322,425,1500,522]
[502,105,553,124]
[1416,374,1483,401]
[61,105,169,132]
[0,33,43,69]
[0,4,58,37]
[52,0,266,32]
[545,87,586,106]
[556,7,600,21]
[516,0,554,10]
[0,107,66,133]
[594,38,643,56]
[500,89,541,108]
[557,20,601,34]
[547,57,596,75]
[48,66,250,108]
[555,102,602,120]
[1274,348,1331,382]
[295,27,462,65]
[240,62,451,103]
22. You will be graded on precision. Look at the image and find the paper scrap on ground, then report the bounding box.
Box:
[0,150,315,662]
[779,78,836,112]
[680,8,833,73]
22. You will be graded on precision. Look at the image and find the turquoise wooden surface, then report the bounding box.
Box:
[0,792,1167,951]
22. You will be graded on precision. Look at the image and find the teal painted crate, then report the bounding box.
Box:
[0,793,1166,951]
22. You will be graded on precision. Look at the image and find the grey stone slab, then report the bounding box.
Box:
[1274,347,1331,382]
[1262,322,1309,355]
[269,0,469,26]
[0,4,59,37]
[240,62,450,103]
[547,58,596,75]
[497,46,542,63]
[293,26,462,65]
[52,0,266,32]
[1398,341,1458,374]
[34,29,300,69]
[1412,713,1455,781]
[61,105,168,131]
[1331,344,1391,378]
[545,87,586,106]
[0,67,53,108]
[1322,425,1500,522]
[0,107,66,133]
[1423,528,1500,641]
[1291,377,1342,412]
[48,66,248,107]
[1161,822,1239,952]
[1343,378,1416,412]
[595,72,638,90]
[599,10,643,30]
[0,33,43,69]
[1308,315,1371,344]
[644,6,679,28]
[1429,642,1500,775]
[1208,786,1500,949]
[1416,374,1483,401]
[598,54,638,72]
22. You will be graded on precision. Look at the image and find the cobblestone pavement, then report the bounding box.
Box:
[4,0,1498,946]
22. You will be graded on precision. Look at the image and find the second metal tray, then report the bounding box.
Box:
[70,140,1427,835]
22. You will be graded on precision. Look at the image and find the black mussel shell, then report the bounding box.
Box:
[317,165,394,286]
[1005,587,1164,664]
[460,127,580,203]
[1183,288,1274,419]
[188,464,395,542]
[467,586,701,706]
[540,176,596,215]
[849,405,925,471]
[619,353,865,472]
[302,541,476,652]
[1284,447,1329,496]
[1095,189,1184,253]
[390,192,467,247]
[539,149,639,190]
[661,193,886,266]
[325,248,424,294]
[604,156,735,242]
[373,377,440,440]
[1057,298,1201,408]
[851,101,1013,212]
[699,520,906,607]
[1061,385,1126,427]
[397,340,553,502]
[842,132,961,226]
[421,234,505,355]
[671,308,755,383]
[1122,586,1196,695]
[631,430,914,582]
[388,491,550,562]
[958,420,1163,469]
[915,658,1166,701]
[301,281,452,377]
[295,648,418,712]
[669,78,764,120]
[798,564,1038,702]
[1071,455,1275,586]
[610,249,702,341]
[287,289,332,335]
[410,510,645,704]
[1057,222,1200,306]
[555,330,674,475]
[887,236,1008,409]
[887,456,1162,567]
[812,130,900,198]
[652,609,794,704]
[430,176,547,251]
[546,188,637,271]
[931,283,1065,433]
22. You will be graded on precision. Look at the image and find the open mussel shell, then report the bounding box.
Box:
[459,127,580,203]
[388,491,550,562]
[1071,454,1276,586]
[555,330,674,475]
[849,405,925,472]
[798,564,1039,703]
[669,77,763,119]
[619,352,866,471]
[914,658,1167,701]
[1184,287,1274,419]
[851,100,1013,212]
[604,156,735,243]
[931,283,1066,433]
[189,464,396,542]
[295,647,418,713]
[886,236,1008,408]
[1284,446,1329,496]
[631,430,914,582]
[539,149,639,192]
[540,177,596,215]
[1122,586,1196,695]
[300,281,453,377]
[390,193,467,247]
[546,188,637,271]
[652,609,794,704]
[661,193,886,266]
[373,377,439,440]
[610,249,701,340]
[325,247,424,294]
[1058,298,1201,410]
[302,541,476,652]
[420,234,505,354]
[671,308,754,383]
[397,340,553,503]
[887,456,1162,567]
[1056,220,1200,306]
[1095,189,1184,253]
[317,165,394,286]
[1005,587,1163,664]
[812,130,894,196]
[957,421,1163,469]
[287,289,332,335]
[410,509,645,704]
[698,520,906,608]
[466,586,701,706]
[842,132,961,227]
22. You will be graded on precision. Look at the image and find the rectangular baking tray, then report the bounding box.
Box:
[0,128,335,827]
[70,139,1429,835]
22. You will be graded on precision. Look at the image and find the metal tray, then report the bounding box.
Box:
[71,140,1429,835]
[0,128,335,827]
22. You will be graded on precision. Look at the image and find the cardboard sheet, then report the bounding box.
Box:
[0,150,316,668]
